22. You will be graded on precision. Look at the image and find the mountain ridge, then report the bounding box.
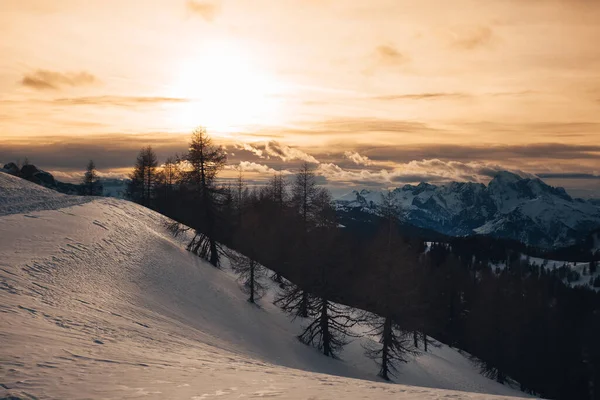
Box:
[336,171,600,248]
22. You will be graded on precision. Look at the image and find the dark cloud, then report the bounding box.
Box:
[0,134,189,171]
[537,173,600,180]
[338,143,600,164]
[2,134,598,198]
[186,0,219,21]
[466,121,600,135]
[20,70,97,90]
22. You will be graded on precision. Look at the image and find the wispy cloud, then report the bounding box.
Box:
[447,26,494,50]
[372,92,469,101]
[53,96,189,107]
[375,45,410,65]
[186,0,219,21]
[20,70,98,90]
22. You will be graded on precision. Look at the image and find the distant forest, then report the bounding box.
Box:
[16,128,600,399]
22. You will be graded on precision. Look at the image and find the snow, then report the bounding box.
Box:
[0,172,92,216]
[0,172,534,399]
[336,172,600,248]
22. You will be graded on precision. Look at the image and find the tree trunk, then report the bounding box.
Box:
[209,238,218,267]
[380,316,392,381]
[300,291,309,318]
[321,299,331,357]
[249,261,255,303]
[497,370,505,384]
[413,330,419,348]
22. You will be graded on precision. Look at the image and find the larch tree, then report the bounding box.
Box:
[363,192,421,380]
[275,162,322,319]
[127,146,158,206]
[82,159,101,196]
[229,204,266,304]
[179,127,227,267]
[296,197,360,358]
[264,172,289,283]
[154,155,180,213]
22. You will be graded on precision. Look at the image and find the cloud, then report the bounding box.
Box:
[1,96,189,109]
[186,0,219,21]
[234,142,265,158]
[316,159,531,186]
[372,92,470,101]
[48,169,130,181]
[292,117,441,136]
[53,96,189,107]
[375,45,409,65]
[536,173,600,180]
[233,141,320,163]
[231,161,291,175]
[341,143,600,164]
[344,151,373,166]
[21,70,97,90]
[448,26,494,50]
[264,141,320,164]
[0,133,190,171]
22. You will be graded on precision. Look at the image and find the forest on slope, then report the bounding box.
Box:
[106,128,600,400]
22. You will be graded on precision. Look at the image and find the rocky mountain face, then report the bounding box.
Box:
[336,171,600,248]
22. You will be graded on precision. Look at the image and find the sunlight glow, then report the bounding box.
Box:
[168,40,285,135]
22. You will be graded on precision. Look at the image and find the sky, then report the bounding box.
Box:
[1,0,599,198]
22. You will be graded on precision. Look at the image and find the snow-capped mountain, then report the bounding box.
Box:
[337,171,600,248]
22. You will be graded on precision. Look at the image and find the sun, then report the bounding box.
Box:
[168,40,284,135]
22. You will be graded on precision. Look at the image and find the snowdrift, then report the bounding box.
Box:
[0,172,532,399]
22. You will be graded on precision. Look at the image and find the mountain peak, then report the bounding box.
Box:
[335,172,600,247]
[490,171,523,184]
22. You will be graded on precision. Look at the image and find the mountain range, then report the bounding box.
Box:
[336,171,600,248]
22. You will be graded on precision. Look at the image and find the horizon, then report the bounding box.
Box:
[1,0,599,199]
[3,158,598,201]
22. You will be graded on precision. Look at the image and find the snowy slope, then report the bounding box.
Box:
[0,172,532,399]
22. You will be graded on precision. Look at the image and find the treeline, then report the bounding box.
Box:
[125,129,600,399]
[1,159,103,196]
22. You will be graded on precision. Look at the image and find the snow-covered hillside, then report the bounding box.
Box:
[0,172,532,399]
[337,171,600,248]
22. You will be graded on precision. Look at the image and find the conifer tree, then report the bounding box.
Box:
[363,192,421,380]
[82,159,102,195]
[275,163,324,318]
[264,172,288,283]
[179,128,227,267]
[127,146,158,206]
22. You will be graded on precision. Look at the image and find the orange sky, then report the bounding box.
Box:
[1,0,599,196]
